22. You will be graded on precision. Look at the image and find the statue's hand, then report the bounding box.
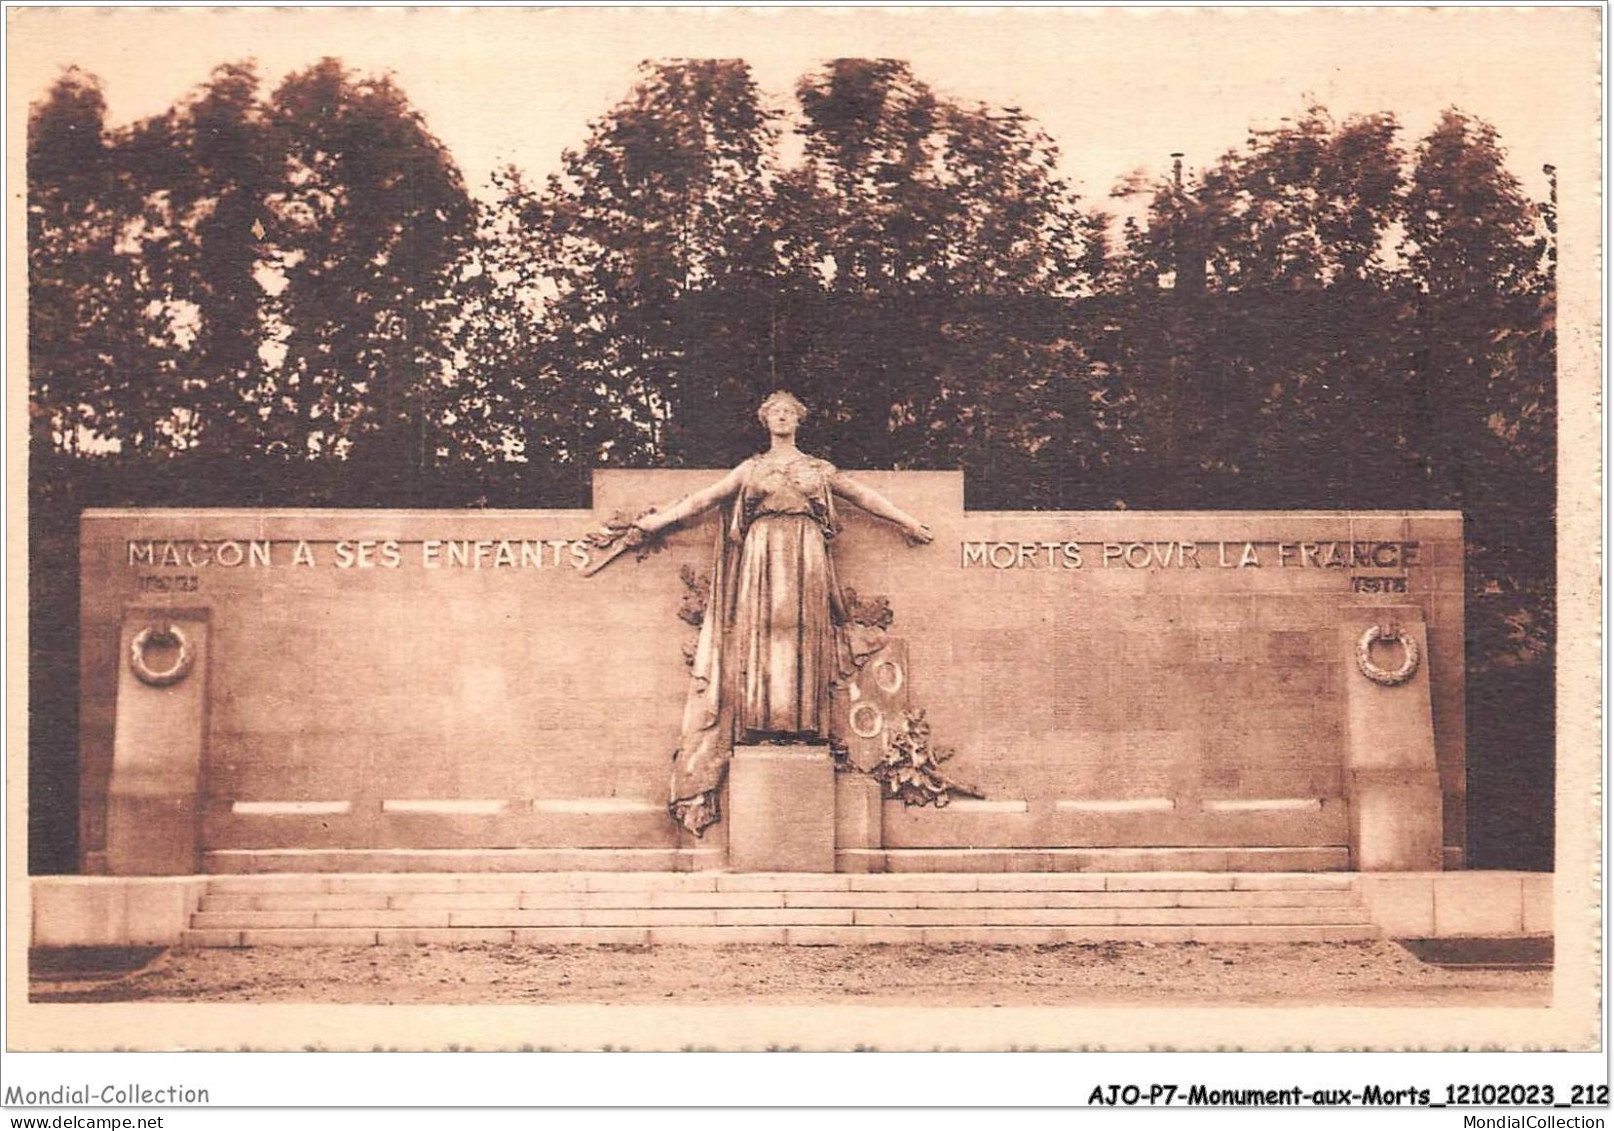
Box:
[903,521,934,546]
[629,506,665,541]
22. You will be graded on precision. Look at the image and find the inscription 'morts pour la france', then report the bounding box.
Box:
[959,539,1424,570]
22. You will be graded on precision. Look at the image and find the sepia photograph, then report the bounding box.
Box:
[5,2,1602,1085]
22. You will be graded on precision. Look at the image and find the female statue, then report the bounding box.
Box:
[631,391,933,834]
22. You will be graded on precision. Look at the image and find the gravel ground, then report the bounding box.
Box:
[32,940,1549,1007]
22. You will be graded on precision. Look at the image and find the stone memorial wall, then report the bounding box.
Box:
[79,471,1464,874]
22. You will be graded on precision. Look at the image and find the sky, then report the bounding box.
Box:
[9,7,1599,207]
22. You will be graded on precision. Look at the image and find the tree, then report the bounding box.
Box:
[787,59,1109,478]
[110,62,276,457]
[1112,109,1413,505]
[1195,105,1405,292]
[437,166,592,503]
[27,68,164,456]
[506,59,783,469]
[472,58,1118,481]
[261,59,475,497]
[1404,109,1548,498]
[1403,110,1555,701]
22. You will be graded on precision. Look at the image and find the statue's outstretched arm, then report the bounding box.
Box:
[635,464,747,535]
[831,473,933,544]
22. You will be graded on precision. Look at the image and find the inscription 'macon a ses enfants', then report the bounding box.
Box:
[127,538,594,570]
[959,540,1424,570]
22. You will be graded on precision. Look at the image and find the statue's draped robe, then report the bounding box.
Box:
[670,455,850,835]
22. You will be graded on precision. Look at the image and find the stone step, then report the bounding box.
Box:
[192,904,1369,931]
[199,870,1360,895]
[180,922,1380,948]
[183,871,1373,947]
[198,887,1364,913]
[204,848,1351,874]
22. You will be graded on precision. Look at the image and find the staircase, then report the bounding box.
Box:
[181,872,1378,946]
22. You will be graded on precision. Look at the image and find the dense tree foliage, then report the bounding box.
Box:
[520,59,783,468]
[782,60,1121,489]
[28,68,159,456]
[27,60,1556,871]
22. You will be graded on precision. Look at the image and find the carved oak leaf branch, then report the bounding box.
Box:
[852,709,984,808]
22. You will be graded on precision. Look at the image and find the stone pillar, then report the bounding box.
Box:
[106,610,209,875]
[728,745,835,872]
[1340,607,1442,871]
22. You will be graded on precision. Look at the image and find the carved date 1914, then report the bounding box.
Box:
[137,574,199,593]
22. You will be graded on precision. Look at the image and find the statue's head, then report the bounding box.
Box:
[756,390,808,429]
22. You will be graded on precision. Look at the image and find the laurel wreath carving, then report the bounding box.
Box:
[581,507,669,573]
[129,623,194,687]
[1355,624,1421,687]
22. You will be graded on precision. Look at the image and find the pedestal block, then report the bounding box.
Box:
[728,746,835,872]
[1351,771,1444,871]
[1340,608,1442,871]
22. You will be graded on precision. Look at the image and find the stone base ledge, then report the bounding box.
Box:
[844,846,1350,873]
[203,848,722,873]
[1358,871,1552,937]
[30,876,209,947]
